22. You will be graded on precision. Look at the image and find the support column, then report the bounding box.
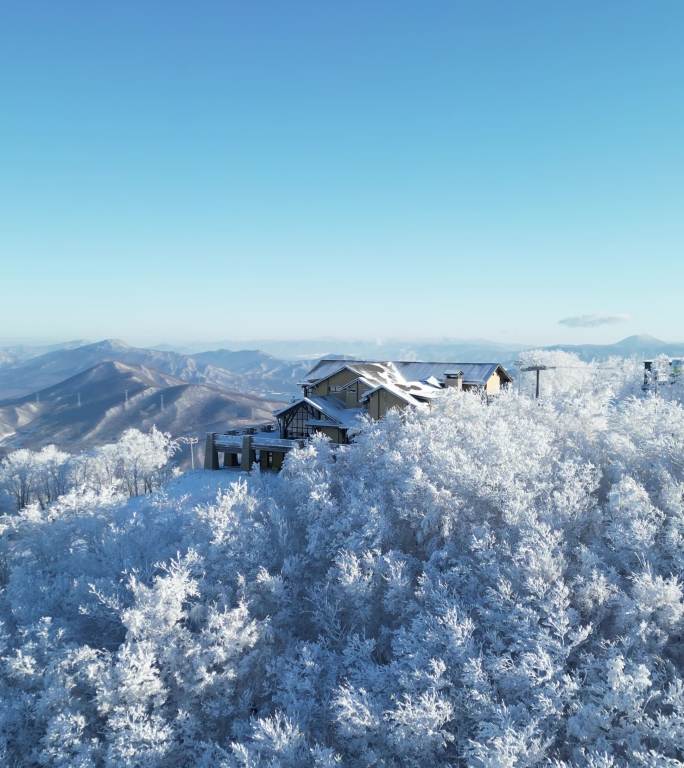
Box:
[271,451,284,471]
[203,433,219,470]
[240,435,253,471]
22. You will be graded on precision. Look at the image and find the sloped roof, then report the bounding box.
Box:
[397,361,511,386]
[359,382,422,407]
[275,396,364,429]
[305,359,511,388]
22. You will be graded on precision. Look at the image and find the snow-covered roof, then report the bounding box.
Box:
[305,359,511,389]
[396,361,509,385]
[272,359,512,432]
[305,361,392,388]
[360,382,422,407]
[338,375,375,391]
[307,396,365,428]
[275,396,365,429]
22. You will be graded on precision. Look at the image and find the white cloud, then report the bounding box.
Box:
[558,313,630,328]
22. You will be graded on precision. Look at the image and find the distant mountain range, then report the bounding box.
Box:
[0,340,311,457]
[0,339,89,369]
[181,337,524,362]
[0,339,310,401]
[0,360,279,455]
[542,335,684,361]
[177,334,684,364]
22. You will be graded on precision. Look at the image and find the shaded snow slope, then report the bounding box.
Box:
[0,360,279,453]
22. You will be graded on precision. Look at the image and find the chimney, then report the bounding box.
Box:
[443,370,463,390]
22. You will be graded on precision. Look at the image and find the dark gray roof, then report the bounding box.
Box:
[305,359,511,387]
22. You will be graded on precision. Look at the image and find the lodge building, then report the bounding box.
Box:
[204,358,512,471]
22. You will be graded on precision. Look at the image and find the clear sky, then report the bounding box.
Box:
[1,1,683,346]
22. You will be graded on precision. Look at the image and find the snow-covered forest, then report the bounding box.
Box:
[1,353,683,767]
[0,428,178,512]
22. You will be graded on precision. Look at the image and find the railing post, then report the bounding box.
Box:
[204,433,219,470]
[240,435,253,471]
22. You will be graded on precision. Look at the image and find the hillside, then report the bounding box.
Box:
[0,340,189,399]
[0,339,307,400]
[0,360,280,454]
[192,348,312,395]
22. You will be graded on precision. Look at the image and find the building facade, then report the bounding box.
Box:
[205,358,512,470]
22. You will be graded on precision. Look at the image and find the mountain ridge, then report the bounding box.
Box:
[0,339,309,401]
[542,334,684,361]
[0,360,281,455]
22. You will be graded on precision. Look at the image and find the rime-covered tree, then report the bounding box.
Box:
[1,354,683,766]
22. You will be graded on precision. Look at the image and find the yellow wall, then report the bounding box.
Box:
[486,371,501,394]
[318,425,346,444]
[342,379,371,406]
[311,368,358,396]
[366,388,409,420]
[357,381,371,399]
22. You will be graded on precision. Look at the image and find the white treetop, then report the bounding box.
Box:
[0,356,683,766]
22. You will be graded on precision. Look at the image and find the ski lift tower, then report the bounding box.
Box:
[519,364,556,399]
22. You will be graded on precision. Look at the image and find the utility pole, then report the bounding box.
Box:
[124,389,129,407]
[160,393,165,412]
[77,391,81,408]
[520,365,556,399]
[188,437,198,471]
[180,436,199,471]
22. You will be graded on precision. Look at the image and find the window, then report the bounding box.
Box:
[279,403,323,439]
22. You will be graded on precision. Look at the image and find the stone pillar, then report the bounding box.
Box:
[240,435,253,471]
[203,433,219,470]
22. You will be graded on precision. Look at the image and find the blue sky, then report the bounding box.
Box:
[1,1,683,346]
